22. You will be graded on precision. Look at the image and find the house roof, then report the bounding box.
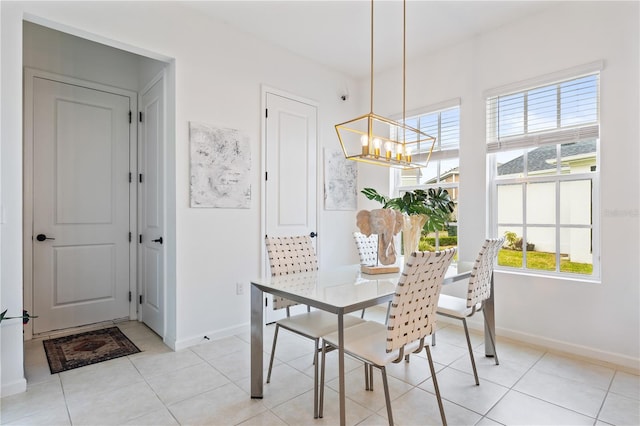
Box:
[497,139,597,175]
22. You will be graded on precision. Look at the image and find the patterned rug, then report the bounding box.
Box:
[43,326,141,374]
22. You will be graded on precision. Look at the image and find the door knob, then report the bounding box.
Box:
[36,234,55,242]
[309,232,317,238]
[151,237,163,244]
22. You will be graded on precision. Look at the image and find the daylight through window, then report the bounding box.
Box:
[487,72,600,278]
[395,104,460,251]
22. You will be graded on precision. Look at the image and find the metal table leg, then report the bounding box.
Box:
[338,313,345,426]
[251,284,264,398]
[484,273,496,357]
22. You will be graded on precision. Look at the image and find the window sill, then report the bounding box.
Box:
[494,268,601,285]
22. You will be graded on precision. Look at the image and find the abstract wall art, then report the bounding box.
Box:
[189,121,251,208]
[324,148,357,211]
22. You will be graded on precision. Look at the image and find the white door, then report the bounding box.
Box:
[32,76,131,333]
[138,75,165,337]
[264,92,318,323]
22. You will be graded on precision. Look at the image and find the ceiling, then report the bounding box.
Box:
[183,1,557,80]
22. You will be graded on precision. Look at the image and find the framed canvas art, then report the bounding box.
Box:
[324,148,357,211]
[189,122,251,208]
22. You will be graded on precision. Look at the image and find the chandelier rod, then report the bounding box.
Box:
[402,0,406,125]
[369,0,374,115]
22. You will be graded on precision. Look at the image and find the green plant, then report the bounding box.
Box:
[423,236,458,246]
[418,240,435,251]
[0,309,37,325]
[361,187,455,233]
[503,231,534,251]
[504,231,518,248]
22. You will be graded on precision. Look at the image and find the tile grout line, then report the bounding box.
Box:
[467,345,546,423]
[504,351,606,424]
[593,369,618,425]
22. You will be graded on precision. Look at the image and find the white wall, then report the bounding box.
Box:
[1,2,362,396]
[369,1,639,368]
[23,22,165,92]
[2,1,637,397]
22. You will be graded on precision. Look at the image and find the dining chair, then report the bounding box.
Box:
[434,237,505,385]
[319,248,457,425]
[264,235,365,419]
[353,232,390,321]
[353,231,378,266]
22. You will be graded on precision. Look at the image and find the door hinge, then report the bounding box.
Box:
[139,295,143,304]
[129,172,132,183]
[128,111,132,123]
[139,173,143,183]
[265,297,268,307]
[139,234,143,244]
[139,112,143,123]
[129,232,132,242]
[265,108,268,118]
[129,291,132,302]
[265,171,268,181]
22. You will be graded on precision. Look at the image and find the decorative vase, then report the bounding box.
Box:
[403,214,428,257]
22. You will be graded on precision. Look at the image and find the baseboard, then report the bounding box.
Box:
[438,316,640,373]
[173,322,248,351]
[498,327,640,373]
[1,377,27,398]
[162,333,178,351]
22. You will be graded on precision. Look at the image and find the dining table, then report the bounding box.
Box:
[250,261,496,425]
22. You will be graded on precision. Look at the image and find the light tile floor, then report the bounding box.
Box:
[2,312,639,425]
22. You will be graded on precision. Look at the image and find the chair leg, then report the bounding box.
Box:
[319,343,327,418]
[364,363,370,390]
[432,328,437,346]
[313,338,319,419]
[425,345,447,426]
[361,308,366,319]
[462,318,480,386]
[266,324,280,383]
[369,363,374,390]
[380,366,394,426]
[483,312,500,365]
[364,363,374,391]
[384,301,391,326]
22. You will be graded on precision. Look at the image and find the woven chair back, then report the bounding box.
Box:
[386,249,456,353]
[353,232,378,266]
[265,235,318,310]
[466,238,505,308]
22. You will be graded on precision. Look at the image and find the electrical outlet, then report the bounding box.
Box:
[236,282,244,295]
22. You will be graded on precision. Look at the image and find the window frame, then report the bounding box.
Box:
[486,65,601,281]
[392,100,461,251]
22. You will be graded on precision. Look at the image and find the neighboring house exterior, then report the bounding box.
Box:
[497,140,597,263]
[497,140,597,177]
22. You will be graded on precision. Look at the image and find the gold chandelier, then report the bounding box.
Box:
[335,0,436,169]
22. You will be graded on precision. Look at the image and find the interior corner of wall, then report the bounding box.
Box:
[1,377,27,398]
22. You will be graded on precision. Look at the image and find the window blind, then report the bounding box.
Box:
[486,73,599,153]
[416,106,460,161]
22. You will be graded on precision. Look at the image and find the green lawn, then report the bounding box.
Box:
[498,249,593,275]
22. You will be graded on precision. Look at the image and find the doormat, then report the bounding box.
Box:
[43,326,141,374]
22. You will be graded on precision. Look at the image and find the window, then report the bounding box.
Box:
[487,69,600,279]
[394,103,460,250]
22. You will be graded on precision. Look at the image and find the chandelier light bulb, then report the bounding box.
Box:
[360,134,369,155]
[384,142,393,159]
